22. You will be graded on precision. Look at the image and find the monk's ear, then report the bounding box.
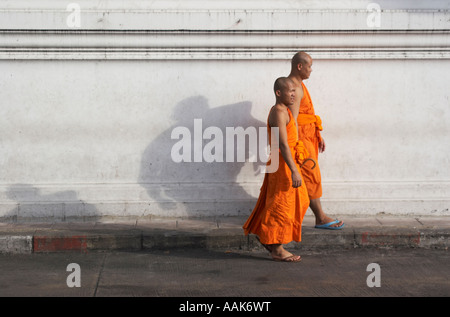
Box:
[275,89,281,97]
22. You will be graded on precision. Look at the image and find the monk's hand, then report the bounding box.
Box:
[319,138,326,153]
[291,170,302,188]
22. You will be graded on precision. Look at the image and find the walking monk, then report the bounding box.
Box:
[243,77,310,262]
[288,51,344,229]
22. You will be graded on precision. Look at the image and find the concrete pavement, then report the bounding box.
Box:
[1,248,449,297]
[1,214,449,253]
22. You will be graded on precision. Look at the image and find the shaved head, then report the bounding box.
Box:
[273,77,294,94]
[273,77,295,106]
[290,51,313,80]
[291,51,312,69]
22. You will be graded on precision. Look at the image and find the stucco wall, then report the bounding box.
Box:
[1,0,449,220]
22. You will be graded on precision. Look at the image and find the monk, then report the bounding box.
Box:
[287,51,344,229]
[243,77,310,262]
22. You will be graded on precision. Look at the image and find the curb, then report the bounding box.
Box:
[1,226,449,254]
[0,235,33,254]
[286,227,450,250]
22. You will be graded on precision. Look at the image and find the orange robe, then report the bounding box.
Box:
[243,108,309,245]
[298,82,323,200]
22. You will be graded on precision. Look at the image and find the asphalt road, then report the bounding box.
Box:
[0,247,448,299]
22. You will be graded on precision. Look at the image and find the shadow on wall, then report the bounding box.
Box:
[4,184,98,222]
[2,96,268,221]
[138,95,267,217]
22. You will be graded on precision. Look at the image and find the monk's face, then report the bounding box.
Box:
[299,57,313,80]
[279,81,296,106]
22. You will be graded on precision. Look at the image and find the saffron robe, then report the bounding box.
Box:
[297,82,323,200]
[243,108,309,245]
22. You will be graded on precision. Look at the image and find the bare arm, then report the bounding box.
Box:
[269,107,302,188]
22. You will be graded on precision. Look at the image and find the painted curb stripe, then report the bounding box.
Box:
[33,235,88,253]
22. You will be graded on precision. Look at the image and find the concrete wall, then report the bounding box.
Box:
[1,0,449,220]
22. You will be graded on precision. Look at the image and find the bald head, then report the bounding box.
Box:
[273,77,295,106]
[273,77,294,94]
[291,51,311,69]
[290,51,313,80]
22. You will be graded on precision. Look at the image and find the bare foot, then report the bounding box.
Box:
[270,245,301,262]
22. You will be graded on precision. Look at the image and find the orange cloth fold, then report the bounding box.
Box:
[243,108,309,245]
[293,140,309,163]
[297,82,323,199]
[298,114,323,131]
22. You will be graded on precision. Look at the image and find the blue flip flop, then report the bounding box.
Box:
[315,219,345,230]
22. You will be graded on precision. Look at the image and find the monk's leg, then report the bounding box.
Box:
[309,198,344,228]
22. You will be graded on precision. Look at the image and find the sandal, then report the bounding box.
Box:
[272,254,302,262]
[315,219,345,230]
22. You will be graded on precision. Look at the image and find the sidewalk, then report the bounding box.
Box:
[0,214,449,254]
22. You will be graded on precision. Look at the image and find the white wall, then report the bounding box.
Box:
[1,0,449,220]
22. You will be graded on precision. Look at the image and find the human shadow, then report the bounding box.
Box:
[138,96,267,217]
[4,184,98,222]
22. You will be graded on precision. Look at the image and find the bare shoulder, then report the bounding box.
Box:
[288,77,304,98]
[287,79,304,117]
[268,105,289,127]
[294,83,304,103]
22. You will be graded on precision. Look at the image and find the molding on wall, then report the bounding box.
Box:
[2,0,450,61]
[1,29,449,60]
